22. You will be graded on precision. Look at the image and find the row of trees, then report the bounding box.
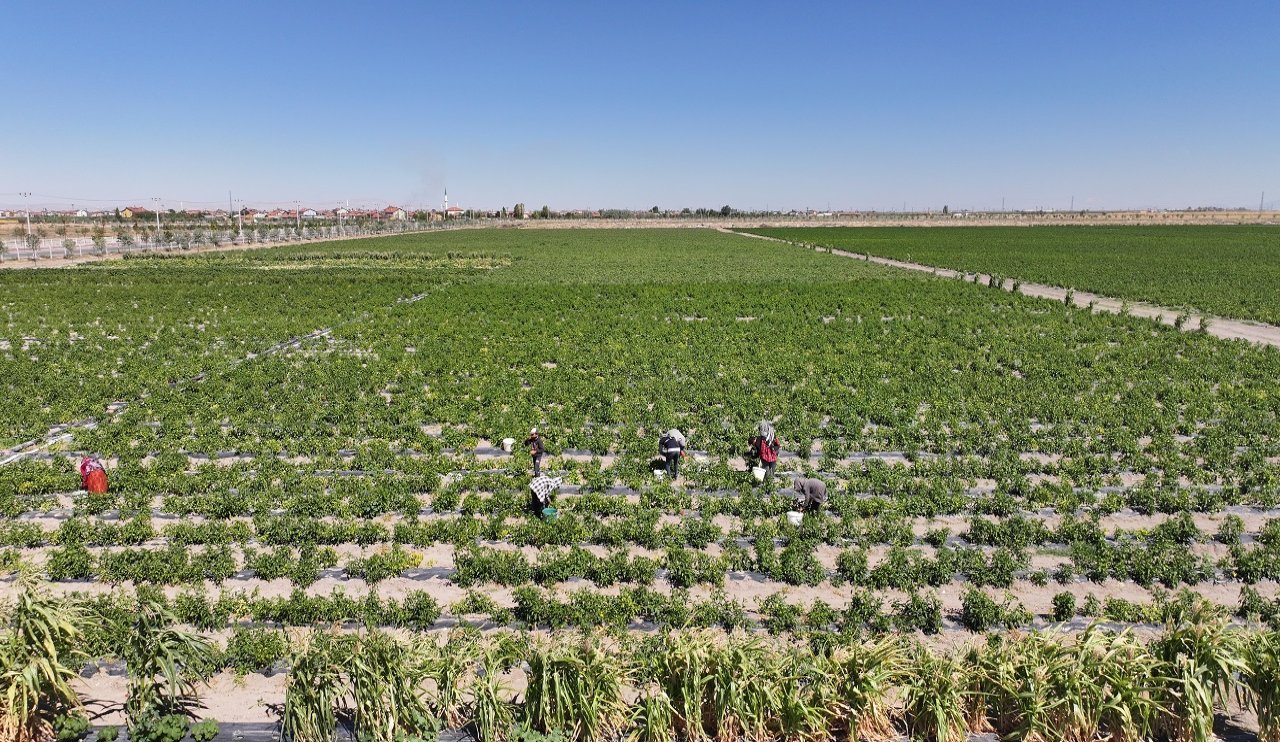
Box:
[0,220,438,261]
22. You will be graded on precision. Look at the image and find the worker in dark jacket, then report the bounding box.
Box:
[658,428,687,479]
[792,477,828,513]
[523,428,546,476]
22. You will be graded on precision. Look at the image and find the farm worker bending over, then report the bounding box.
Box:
[529,475,563,517]
[747,421,781,482]
[79,456,109,494]
[792,477,828,513]
[524,428,546,476]
[659,429,688,479]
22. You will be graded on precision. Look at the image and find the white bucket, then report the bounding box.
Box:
[501,438,515,452]
[751,466,766,482]
[786,511,803,526]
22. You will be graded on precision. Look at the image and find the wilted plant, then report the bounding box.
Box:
[1151,608,1245,742]
[120,594,217,728]
[1240,630,1280,742]
[650,632,713,742]
[523,633,629,742]
[627,685,675,742]
[776,650,838,742]
[427,629,482,728]
[281,631,343,742]
[830,635,903,741]
[902,647,969,742]
[348,630,438,742]
[1081,627,1164,742]
[0,575,87,742]
[968,632,1069,742]
[707,634,777,742]
[469,642,518,742]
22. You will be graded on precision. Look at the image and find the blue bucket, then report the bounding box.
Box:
[542,507,558,520]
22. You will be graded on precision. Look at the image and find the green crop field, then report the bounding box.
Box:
[745,225,1280,325]
[3,228,1280,739]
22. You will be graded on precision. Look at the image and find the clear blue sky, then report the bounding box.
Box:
[2,0,1277,212]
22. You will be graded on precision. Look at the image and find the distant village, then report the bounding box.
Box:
[0,205,459,222]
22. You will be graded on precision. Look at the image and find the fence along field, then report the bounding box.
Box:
[2,228,1280,740]
[744,225,1280,327]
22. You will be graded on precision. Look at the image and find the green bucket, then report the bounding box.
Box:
[541,507,558,520]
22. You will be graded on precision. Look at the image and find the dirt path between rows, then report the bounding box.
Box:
[726,229,1280,349]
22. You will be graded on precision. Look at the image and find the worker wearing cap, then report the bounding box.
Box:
[523,428,546,476]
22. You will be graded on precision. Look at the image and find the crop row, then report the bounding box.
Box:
[43,580,1280,650]
[12,578,1280,742]
[12,514,1280,592]
[8,446,1276,515]
[5,501,1278,560]
[0,244,487,448]
[5,458,1277,533]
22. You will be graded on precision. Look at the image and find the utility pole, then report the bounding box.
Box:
[19,192,31,235]
[295,200,301,231]
[1070,195,1074,211]
[151,197,162,240]
[1262,192,1266,213]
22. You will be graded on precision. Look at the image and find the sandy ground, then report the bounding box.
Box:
[728,229,1280,349]
[78,672,287,726]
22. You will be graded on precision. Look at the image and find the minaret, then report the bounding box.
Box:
[444,188,448,214]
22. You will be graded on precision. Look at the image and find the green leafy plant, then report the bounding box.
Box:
[1052,592,1077,622]
[190,719,219,742]
[52,711,89,742]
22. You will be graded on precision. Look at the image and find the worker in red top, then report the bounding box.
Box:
[747,421,781,482]
[79,456,109,494]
